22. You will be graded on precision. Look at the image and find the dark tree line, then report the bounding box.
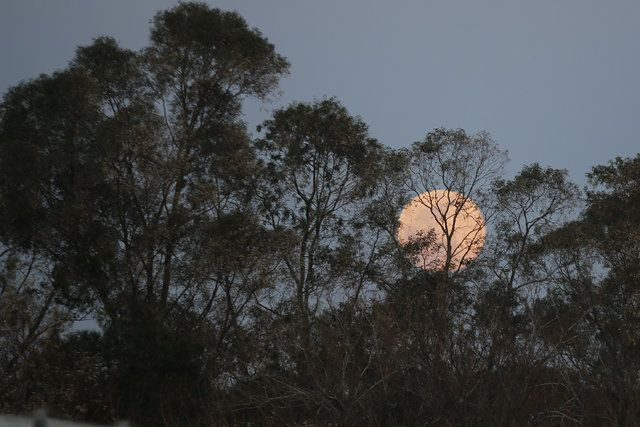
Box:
[1,3,639,425]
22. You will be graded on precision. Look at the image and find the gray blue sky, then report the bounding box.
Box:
[2,0,639,183]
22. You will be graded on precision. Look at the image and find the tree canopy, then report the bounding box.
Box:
[1,3,639,426]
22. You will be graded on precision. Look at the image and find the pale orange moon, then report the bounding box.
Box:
[397,190,486,271]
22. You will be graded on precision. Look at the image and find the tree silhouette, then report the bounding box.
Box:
[1,2,639,426]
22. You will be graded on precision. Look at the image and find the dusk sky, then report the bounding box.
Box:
[2,0,639,183]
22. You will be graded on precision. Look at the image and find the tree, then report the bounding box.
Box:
[0,3,288,424]
[255,98,384,378]
[404,128,507,345]
[471,164,580,422]
[481,163,579,351]
[490,164,579,292]
[551,155,640,423]
[0,248,72,412]
[4,2,640,425]
[406,128,507,274]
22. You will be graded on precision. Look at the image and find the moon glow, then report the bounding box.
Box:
[397,190,486,270]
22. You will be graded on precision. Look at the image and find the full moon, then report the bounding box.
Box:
[397,190,486,271]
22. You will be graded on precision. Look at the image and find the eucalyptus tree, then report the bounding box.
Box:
[1,1,289,324]
[489,163,580,294]
[0,247,72,403]
[404,128,507,345]
[406,128,507,275]
[0,2,289,422]
[476,155,640,424]
[256,98,384,373]
[555,154,640,423]
[468,164,580,421]
[482,163,579,364]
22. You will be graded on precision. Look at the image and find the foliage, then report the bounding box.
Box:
[1,2,640,426]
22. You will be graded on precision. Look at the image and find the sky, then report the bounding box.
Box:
[2,0,640,184]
